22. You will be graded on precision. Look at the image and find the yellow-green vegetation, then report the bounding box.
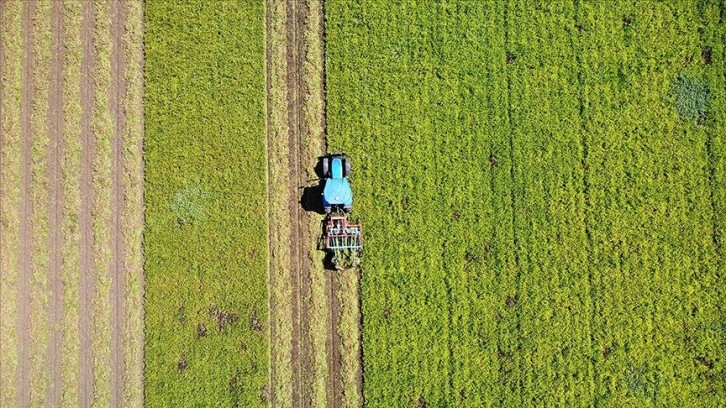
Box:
[145,1,269,406]
[0,1,23,405]
[29,2,51,405]
[266,0,294,405]
[327,0,725,406]
[91,1,113,405]
[60,1,82,405]
[121,0,145,406]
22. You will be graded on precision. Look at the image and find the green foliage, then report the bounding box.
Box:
[144,1,268,406]
[327,0,725,406]
[674,76,709,122]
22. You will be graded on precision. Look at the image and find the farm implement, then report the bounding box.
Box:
[319,153,363,270]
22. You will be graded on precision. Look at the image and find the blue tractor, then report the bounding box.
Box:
[321,153,353,213]
[320,153,362,269]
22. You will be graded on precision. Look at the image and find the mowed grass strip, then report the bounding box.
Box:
[266,0,294,404]
[60,1,83,405]
[28,1,52,404]
[145,1,268,405]
[301,0,331,406]
[0,1,23,405]
[121,0,145,405]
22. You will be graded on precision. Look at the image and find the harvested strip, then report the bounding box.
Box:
[29,1,52,405]
[121,0,145,405]
[0,1,23,406]
[109,0,126,405]
[79,0,95,404]
[91,0,113,405]
[46,1,66,405]
[266,0,295,405]
[17,1,36,406]
[61,1,83,405]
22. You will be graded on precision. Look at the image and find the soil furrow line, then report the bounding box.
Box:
[79,1,96,406]
[110,1,126,406]
[17,1,35,406]
[46,1,65,406]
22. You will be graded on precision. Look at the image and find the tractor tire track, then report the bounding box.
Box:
[46,1,65,406]
[110,1,126,406]
[17,1,35,406]
[79,2,96,406]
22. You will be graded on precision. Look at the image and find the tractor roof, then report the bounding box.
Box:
[323,178,353,206]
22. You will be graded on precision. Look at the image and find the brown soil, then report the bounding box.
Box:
[110,1,126,407]
[79,2,96,406]
[17,1,35,406]
[46,1,65,406]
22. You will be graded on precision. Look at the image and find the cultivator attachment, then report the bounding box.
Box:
[322,214,363,270]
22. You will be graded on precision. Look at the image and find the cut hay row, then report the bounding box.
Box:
[301,0,333,407]
[28,2,52,405]
[60,0,83,405]
[121,0,145,406]
[0,1,23,405]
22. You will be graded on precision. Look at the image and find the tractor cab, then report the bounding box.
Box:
[322,153,353,213]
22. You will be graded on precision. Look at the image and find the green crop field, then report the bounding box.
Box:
[327,0,725,407]
[144,1,268,406]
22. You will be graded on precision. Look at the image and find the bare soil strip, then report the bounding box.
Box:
[79,1,96,406]
[110,1,127,406]
[46,2,65,406]
[17,1,35,406]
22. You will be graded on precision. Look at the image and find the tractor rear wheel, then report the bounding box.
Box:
[344,158,351,177]
[322,158,329,177]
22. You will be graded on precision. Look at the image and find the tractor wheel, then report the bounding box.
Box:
[344,158,351,177]
[322,158,329,177]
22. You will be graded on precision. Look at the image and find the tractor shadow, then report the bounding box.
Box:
[300,184,325,214]
[299,156,329,215]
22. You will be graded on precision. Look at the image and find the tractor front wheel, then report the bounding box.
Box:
[344,158,351,177]
[322,158,329,177]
